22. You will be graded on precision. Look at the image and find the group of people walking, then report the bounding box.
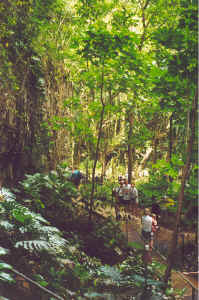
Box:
[113,175,159,250]
[112,175,139,221]
[71,169,159,250]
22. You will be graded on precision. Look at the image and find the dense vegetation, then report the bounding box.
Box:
[0,0,197,299]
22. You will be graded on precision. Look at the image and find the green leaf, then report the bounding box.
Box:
[0,272,15,283]
[128,241,145,250]
[12,209,32,224]
[84,292,105,298]
[99,266,121,282]
[131,274,164,287]
[0,262,13,270]
[34,274,48,287]
[0,247,10,256]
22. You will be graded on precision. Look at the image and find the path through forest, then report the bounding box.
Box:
[120,214,198,300]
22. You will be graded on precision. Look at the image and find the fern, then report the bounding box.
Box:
[15,240,51,252]
[0,271,14,283]
[0,188,16,202]
[0,247,10,256]
[0,220,14,231]
[48,235,69,252]
[99,266,122,283]
[0,257,15,286]
[0,189,69,256]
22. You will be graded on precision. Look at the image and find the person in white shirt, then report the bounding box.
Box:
[121,178,134,219]
[141,208,153,243]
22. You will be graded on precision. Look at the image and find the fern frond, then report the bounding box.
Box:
[0,247,10,256]
[15,240,51,252]
[99,266,122,283]
[0,271,15,283]
[29,212,49,225]
[48,235,69,249]
[0,188,16,202]
[0,220,14,231]
[38,226,61,235]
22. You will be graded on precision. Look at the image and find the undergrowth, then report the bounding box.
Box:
[0,171,179,299]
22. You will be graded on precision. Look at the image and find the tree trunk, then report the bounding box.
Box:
[164,92,197,284]
[152,137,159,164]
[89,66,105,221]
[168,114,173,162]
[167,114,173,182]
[127,110,134,184]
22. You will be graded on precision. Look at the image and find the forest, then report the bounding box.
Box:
[0,0,198,299]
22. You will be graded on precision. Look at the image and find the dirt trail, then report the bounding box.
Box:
[97,205,198,299]
[120,215,198,300]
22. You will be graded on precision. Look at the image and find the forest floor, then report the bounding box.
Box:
[100,206,198,300]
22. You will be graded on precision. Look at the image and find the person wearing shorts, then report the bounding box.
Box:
[141,208,153,244]
[120,178,132,218]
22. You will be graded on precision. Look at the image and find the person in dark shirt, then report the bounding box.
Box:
[71,169,83,187]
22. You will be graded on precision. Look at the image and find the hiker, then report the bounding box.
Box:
[151,213,158,249]
[71,169,83,187]
[141,208,153,247]
[121,177,135,220]
[120,176,139,219]
[113,176,124,220]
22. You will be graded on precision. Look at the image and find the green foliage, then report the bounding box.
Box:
[128,242,145,251]
[15,167,78,216]
[137,169,169,207]
[98,265,122,284]
[0,245,15,299]
[80,182,113,212]
[0,188,69,257]
[0,261,14,283]
[137,155,194,208]
[0,183,176,299]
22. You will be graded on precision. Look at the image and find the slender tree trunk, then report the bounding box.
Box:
[138,0,151,51]
[167,114,174,182]
[127,110,133,184]
[73,140,80,168]
[89,66,105,221]
[164,92,197,284]
[101,155,107,183]
[168,114,173,162]
[153,137,159,164]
